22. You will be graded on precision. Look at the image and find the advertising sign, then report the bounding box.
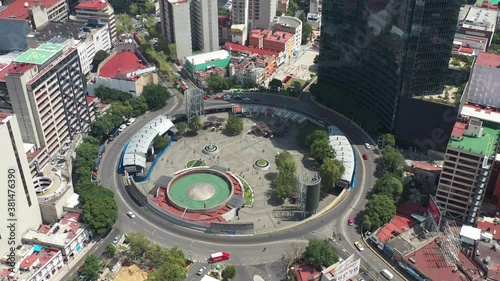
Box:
[428,196,442,227]
[335,258,361,281]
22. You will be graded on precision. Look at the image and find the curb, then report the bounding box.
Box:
[361,236,408,281]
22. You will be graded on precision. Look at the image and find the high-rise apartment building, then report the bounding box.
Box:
[0,112,42,258]
[75,0,117,42]
[159,0,218,61]
[248,0,277,29]
[435,52,500,224]
[1,43,91,159]
[318,0,460,130]
[231,0,249,45]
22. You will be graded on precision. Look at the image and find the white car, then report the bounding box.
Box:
[243,97,251,101]
[112,236,120,244]
[126,118,136,126]
[127,211,136,218]
[364,143,371,149]
[118,124,127,132]
[197,266,206,275]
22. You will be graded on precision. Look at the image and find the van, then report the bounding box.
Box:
[118,124,127,132]
[381,269,394,280]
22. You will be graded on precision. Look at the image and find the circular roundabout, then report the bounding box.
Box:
[167,169,234,212]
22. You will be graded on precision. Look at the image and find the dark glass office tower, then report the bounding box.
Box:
[318,0,460,130]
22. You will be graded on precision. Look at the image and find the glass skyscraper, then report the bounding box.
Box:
[318,0,460,130]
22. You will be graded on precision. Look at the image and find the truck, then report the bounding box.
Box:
[209,252,230,263]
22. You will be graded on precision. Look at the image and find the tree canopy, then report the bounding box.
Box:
[305,129,328,148]
[80,254,101,281]
[188,116,202,133]
[175,122,186,137]
[269,78,283,91]
[303,239,339,267]
[128,96,149,116]
[92,50,109,72]
[276,151,296,174]
[206,74,232,91]
[82,188,118,235]
[382,133,396,148]
[96,86,133,102]
[104,244,116,258]
[116,14,133,35]
[297,122,321,146]
[126,232,151,256]
[153,135,170,152]
[275,171,297,200]
[148,261,186,281]
[225,115,244,135]
[362,194,397,231]
[310,139,335,162]
[381,146,405,176]
[142,84,170,110]
[319,158,345,192]
[373,174,404,202]
[223,265,236,279]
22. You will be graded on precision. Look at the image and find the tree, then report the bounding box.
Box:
[176,122,186,137]
[116,14,133,35]
[362,194,396,231]
[128,96,149,116]
[83,136,99,145]
[111,101,133,119]
[152,135,170,152]
[80,254,101,281]
[92,50,109,72]
[126,232,151,257]
[303,239,339,267]
[142,84,170,110]
[319,158,345,192]
[167,43,177,60]
[206,74,231,91]
[104,244,116,258]
[302,22,313,44]
[129,3,139,15]
[310,139,334,162]
[82,188,118,235]
[275,151,296,174]
[188,116,202,133]
[382,133,396,148]
[91,115,116,138]
[144,0,155,14]
[148,261,186,281]
[96,86,133,102]
[222,265,236,279]
[218,6,229,15]
[382,147,405,176]
[373,174,403,202]
[304,129,328,147]
[269,78,283,91]
[297,122,320,146]
[225,115,243,135]
[275,171,297,199]
[145,244,171,266]
[276,10,283,16]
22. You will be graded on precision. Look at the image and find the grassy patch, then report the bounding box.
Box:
[256,159,269,166]
[236,176,253,205]
[186,159,207,168]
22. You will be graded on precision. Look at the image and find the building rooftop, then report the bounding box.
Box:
[263,30,293,43]
[218,15,230,28]
[0,111,12,123]
[404,237,481,281]
[224,42,280,58]
[99,51,146,80]
[185,50,230,66]
[27,20,105,44]
[475,239,500,279]
[0,244,61,280]
[327,125,354,184]
[168,0,188,4]
[14,43,64,65]
[375,203,426,243]
[448,120,500,157]
[75,0,109,10]
[462,7,498,31]
[0,0,63,20]
[272,15,302,29]
[23,212,83,247]
[411,161,442,172]
[475,51,500,67]
[476,217,500,239]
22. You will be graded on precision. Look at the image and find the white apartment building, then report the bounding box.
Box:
[231,0,249,45]
[454,7,499,53]
[249,0,277,29]
[160,0,219,61]
[26,21,112,75]
[0,113,42,258]
[190,0,219,52]
[75,0,117,42]
[160,0,193,60]
[3,43,91,159]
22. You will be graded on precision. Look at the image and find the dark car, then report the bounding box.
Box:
[362,153,368,160]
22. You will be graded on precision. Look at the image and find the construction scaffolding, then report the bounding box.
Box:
[185,88,205,124]
[440,220,461,267]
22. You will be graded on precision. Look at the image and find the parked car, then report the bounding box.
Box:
[77,264,85,274]
[112,236,120,244]
[214,95,223,100]
[362,153,368,160]
[204,95,210,100]
[354,241,365,251]
[197,266,206,275]
[364,143,371,149]
[126,118,136,126]
[348,218,354,226]
[118,124,127,132]
[127,211,136,219]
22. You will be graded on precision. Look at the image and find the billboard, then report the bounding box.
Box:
[428,196,442,227]
[335,258,361,281]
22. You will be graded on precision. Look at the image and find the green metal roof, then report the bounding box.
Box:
[14,43,64,65]
[448,125,500,157]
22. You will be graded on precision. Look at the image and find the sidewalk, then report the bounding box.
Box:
[51,241,98,281]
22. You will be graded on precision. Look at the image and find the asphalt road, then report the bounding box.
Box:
[94,91,403,280]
